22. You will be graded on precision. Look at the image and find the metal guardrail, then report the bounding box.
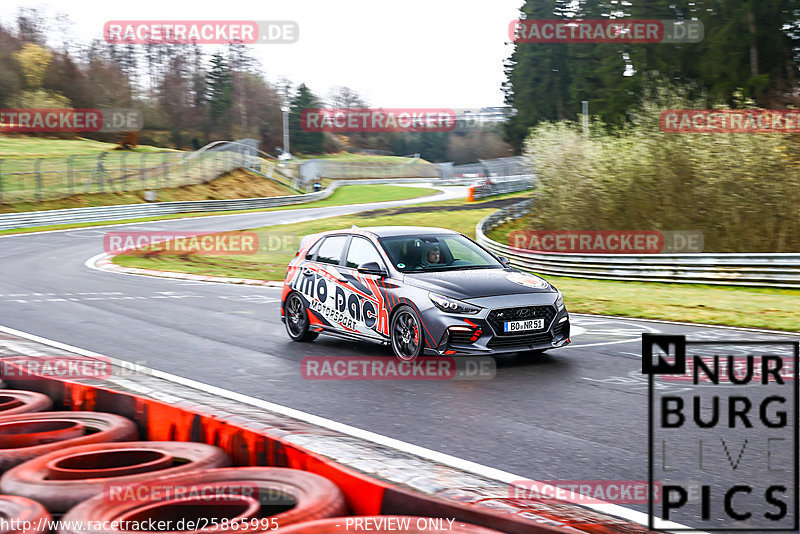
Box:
[476,200,800,288]
[0,176,493,231]
[298,155,438,187]
[451,156,532,178]
[471,175,534,200]
[0,181,349,231]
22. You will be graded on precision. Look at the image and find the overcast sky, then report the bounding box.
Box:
[0,0,523,108]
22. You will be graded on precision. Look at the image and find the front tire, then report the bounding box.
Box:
[284,292,319,342]
[390,305,424,361]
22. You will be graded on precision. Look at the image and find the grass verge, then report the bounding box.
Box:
[548,276,799,332]
[0,169,295,213]
[113,193,522,281]
[0,135,169,157]
[114,190,800,332]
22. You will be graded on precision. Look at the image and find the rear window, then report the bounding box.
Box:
[314,235,349,265]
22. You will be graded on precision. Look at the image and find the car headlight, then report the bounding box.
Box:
[429,293,481,315]
[554,290,565,311]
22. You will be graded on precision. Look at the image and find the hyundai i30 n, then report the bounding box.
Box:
[280,226,570,360]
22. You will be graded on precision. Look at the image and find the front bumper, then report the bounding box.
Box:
[421,294,571,356]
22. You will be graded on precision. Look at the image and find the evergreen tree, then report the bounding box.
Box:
[206,53,233,136]
[289,83,324,154]
[503,0,800,152]
[206,53,232,118]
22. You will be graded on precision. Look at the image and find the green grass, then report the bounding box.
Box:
[549,276,800,332]
[0,135,168,157]
[111,192,539,282]
[296,184,440,208]
[0,135,191,203]
[0,184,441,236]
[113,189,800,332]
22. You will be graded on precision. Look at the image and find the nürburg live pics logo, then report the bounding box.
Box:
[643,333,799,532]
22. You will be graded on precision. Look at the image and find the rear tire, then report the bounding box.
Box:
[284,292,319,342]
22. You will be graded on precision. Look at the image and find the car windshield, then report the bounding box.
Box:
[379,234,502,273]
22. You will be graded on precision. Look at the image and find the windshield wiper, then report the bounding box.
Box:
[444,265,499,271]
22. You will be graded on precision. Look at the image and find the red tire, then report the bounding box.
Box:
[0,495,51,533]
[60,467,347,534]
[0,390,52,416]
[1,441,231,513]
[0,412,137,473]
[276,516,505,533]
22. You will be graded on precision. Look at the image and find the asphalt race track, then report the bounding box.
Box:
[1,185,798,528]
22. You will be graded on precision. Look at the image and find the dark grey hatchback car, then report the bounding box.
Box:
[280,226,570,360]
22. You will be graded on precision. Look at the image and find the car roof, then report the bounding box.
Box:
[314,226,460,239]
[362,226,460,238]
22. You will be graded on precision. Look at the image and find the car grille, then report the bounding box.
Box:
[486,305,556,336]
[487,332,552,349]
[448,331,476,345]
[554,320,570,340]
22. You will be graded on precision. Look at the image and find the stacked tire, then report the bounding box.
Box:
[58,467,348,533]
[0,495,51,533]
[0,390,52,416]
[0,411,137,472]
[0,390,506,534]
[1,441,230,513]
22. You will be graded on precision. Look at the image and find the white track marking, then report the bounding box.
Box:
[571,313,800,336]
[84,251,285,288]
[0,323,701,532]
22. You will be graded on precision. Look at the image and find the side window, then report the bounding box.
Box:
[304,238,323,260]
[315,235,349,265]
[345,237,385,269]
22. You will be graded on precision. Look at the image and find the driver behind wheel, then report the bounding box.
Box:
[416,244,442,269]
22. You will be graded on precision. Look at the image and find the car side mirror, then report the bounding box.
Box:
[497,256,511,267]
[357,262,387,277]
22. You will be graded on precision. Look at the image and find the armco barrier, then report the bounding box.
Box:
[476,200,800,288]
[0,176,534,231]
[470,176,535,201]
[0,183,336,232]
[0,330,652,534]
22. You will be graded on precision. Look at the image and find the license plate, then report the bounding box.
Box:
[503,318,544,332]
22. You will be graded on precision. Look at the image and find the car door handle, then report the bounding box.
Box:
[337,278,350,284]
[302,270,314,276]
